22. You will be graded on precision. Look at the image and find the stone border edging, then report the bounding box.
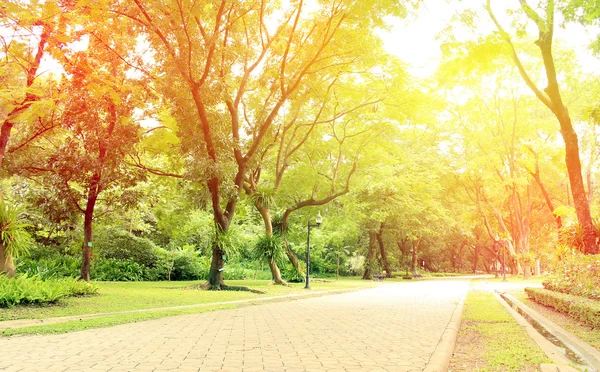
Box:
[0,287,364,332]
[491,291,575,367]
[500,292,600,372]
[423,288,467,372]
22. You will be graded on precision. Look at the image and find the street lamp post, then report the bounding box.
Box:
[305,212,322,289]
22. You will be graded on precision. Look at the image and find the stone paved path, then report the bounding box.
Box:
[0,279,469,372]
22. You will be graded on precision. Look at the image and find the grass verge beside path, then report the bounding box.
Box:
[0,278,375,322]
[449,289,551,371]
[0,278,377,336]
[2,304,238,337]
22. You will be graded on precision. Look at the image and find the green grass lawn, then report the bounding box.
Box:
[450,290,551,371]
[0,278,378,336]
[0,278,375,323]
[1,303,239,337]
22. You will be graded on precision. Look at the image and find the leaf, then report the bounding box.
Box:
[553,205,575,218]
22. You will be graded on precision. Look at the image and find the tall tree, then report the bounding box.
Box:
[486,0,598,254]
[15,14,147,280]
[118,0,406,289]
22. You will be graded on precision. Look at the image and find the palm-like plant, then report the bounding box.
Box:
[0,200,31,277]
[250,188,276,210]
[254,235,286,264]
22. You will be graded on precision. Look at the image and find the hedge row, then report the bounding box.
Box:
[543,279,600,301]
[525,287,600,329]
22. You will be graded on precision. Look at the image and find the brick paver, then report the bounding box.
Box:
[0,279,469,372]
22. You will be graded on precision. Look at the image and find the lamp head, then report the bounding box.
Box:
[315,211,323,226]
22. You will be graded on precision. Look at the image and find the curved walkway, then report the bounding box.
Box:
[0,280,469,372]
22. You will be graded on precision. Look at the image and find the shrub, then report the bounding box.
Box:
[26,243,65,260]
[91,258,147,281]
[93,227,159,267]
[282,264,304,283]
[222,264,250,280]
[544,254,600,301]
[170,252,206,281]
[543,280,600,301]
[151,246,208,281]
[0,275,97,307]
[16,256,80,280]
[525,287,600,329]
[348,253,366,275]
[144,265,169,281]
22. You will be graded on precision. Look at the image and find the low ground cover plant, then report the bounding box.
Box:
[15,227,278,282]
[0,275,97,307]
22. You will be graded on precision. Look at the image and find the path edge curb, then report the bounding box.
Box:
[423,288,467,372]
[500,292,600,371]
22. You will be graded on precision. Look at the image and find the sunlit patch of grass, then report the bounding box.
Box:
[451,290,551,371]
[1,304,238,336]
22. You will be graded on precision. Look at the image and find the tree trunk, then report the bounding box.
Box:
[523,265,532,280]
[283,239,304,276]
[458,241,465,272]
[376,224,392,277]
[207,245,226,289]
[80,210,93,281]
[0,122,13,169]
[257,205,285,285]
[267,257,283,283]
[509,257,519,276]
[80,184,99,282]
[362,231,376,280]
[561,120,598,253]
[336,250,339,280]
[281,214,304,276]
[472,245,479,274]
[396,241,404,271]
[206,206,229,289]
[527,146,563,230]
[493,242,499,278]
[0,243,16,278]
[473,245,479,274]
[258,205,273,237]
[482,255,492,274]
[411,239,420,277]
